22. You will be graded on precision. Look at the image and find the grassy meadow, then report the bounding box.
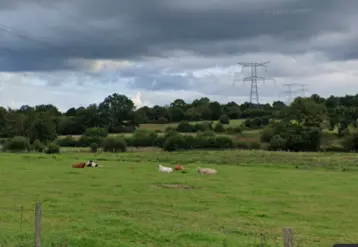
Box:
[0,150,358,246]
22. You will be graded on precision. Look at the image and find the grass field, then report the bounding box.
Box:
[1,150,357,247]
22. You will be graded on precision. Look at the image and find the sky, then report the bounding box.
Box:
[0,0,358,112]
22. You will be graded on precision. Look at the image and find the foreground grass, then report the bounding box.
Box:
[0,150,357,246]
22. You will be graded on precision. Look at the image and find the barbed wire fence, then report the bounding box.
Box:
[0,202,300,247]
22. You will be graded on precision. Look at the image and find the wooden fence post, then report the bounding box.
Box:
[283,228,294,247]
[34,202,42,247]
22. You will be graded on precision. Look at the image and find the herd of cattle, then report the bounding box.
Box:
[71,160,217,175]
[158,164,217,175]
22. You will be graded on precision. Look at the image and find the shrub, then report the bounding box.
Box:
[226,126,242,134]
[90,142,98,153]
[163,135,185,151]
[260,127,274,143]
[250,141,261,150]
[176,121,196,133]
[32,139,45,152]
[234,140,251,149]
[165,126,176,133]
[197,131,216,138]
[164,130,181,138]
[84,127,108,138]
[214,123,225,133]
[45,142,60,154]
[194,122,212,132]
[219,114,230,124]
[3,136,31,152]
[131,130,158,147]
[56,136,78,147]
[343,133,358,151]
[182,135,197,149]
[154,135,166,148]
[265,121,322,152]
[0,138,8,145]
[102,136,127,152]
[214,136,234,148]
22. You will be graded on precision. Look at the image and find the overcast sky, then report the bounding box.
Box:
[0,0,357,111]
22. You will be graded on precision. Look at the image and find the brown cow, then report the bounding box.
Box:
[72,162,86,168]
[174,164,184,171]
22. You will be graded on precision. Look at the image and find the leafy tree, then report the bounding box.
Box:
[98,93,135,132]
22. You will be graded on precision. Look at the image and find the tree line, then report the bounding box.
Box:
[1,92,358,152]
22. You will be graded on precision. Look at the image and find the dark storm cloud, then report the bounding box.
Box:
[0,0,357,72]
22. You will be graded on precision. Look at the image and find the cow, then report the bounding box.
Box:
[158,164,173,173]
[72,162,86,168]
[197,167,217,175]
[174,164,184,171]
[85,160,100,167]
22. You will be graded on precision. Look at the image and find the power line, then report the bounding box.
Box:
[237,61,275,106]
[280,83,308,104]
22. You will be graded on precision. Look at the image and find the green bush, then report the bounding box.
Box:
[219,114,230,124]
[176,121,196,133]
[234,140,251,149]
[164,130,181,138]
[194,122,212,132]
[84,127,108,138]
[77,127,108,147]
[268,134,286,151]
[131,130,158,147]
[45,142,60,154]
[163,135,185,151]
[32,139,45,152]
[250,141,261,150]
[213,136,234,148]
[56,136,78,147]
[154,135,166,148]
[0,138,8,145]
[214,123,225,133]
[197,131,216,137]
[165,126,176,133]
[260,127,274,143]
[226,126,242,134]
[102,136,127,152]
[90,142,98,153]
[342,133,358,151]
[3,136,31,152]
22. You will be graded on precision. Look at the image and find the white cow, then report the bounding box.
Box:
[85,160,100,167]
[158,164,173,173]
[197,167,217,175]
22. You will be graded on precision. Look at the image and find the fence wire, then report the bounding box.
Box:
[0,204,322,247]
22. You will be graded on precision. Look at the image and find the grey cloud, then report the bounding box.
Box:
[0,0,358,101]
[0,0,357,72]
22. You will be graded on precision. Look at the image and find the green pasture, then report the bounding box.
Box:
[0,150,357,246]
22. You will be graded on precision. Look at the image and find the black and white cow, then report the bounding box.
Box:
[85,160,100,167]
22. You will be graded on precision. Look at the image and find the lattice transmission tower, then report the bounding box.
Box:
[280,83,308,104]
[236,62,275,105]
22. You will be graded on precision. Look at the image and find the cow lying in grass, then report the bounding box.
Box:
[174,164,184,171]
[158,164,173,173]
[85,160,100,167]
[72,162,86,168]
[197,167,217,175]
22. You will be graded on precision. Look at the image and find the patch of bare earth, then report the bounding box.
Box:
[152,183,199,189]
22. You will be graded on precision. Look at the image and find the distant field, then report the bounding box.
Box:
[137,119,245,131]
[0,150,357,246]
